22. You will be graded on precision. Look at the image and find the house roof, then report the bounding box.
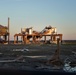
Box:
[0,25,8,29]
[45,25,52,29]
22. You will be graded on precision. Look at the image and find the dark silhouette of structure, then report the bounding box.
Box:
[14,26,62,44]
[0,18,10,44]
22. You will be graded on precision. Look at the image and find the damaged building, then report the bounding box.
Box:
[14,25,62,44]
[0,18,10,44]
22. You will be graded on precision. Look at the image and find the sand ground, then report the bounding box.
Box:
[0,44,76,72]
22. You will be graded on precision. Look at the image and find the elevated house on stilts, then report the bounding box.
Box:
[40,26,62,44]
[14,25,62,44]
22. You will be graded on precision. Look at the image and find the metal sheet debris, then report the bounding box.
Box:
[63,62,76,72]
[13,48,29,52]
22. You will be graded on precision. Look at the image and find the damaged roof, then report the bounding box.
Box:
[0,25,8,29]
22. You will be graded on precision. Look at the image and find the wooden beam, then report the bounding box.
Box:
[53,36,56,41]
[14,36,16,44]
[44,36,46,43]
[17,36,18,43]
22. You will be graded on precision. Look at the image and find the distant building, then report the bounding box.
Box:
[0,25,8,33]
[0,18,10,44]
[14,25,63,44]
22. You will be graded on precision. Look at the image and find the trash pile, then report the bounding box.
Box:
[63,54,76,72]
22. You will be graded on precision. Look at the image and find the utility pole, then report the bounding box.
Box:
[8,17,10,44]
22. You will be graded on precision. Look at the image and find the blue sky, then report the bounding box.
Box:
[0,0,76,40]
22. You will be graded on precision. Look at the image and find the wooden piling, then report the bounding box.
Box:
[44,36,46,43]
[47,38,63,66]
[8,17,10,44]
[57,38,60,59]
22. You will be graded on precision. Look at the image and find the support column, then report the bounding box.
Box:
[8,17,10,44]
[60,35,62,41]
[44,36,46,43]
[14,36,16,44]
[59,35,62,43]
[32,35,35,43]
[21,29,23,43]
[24,35,27,44]
[23,35,25,44]
[38,38,41,43]
[22,35,24,44]
[53,36,56,41]
[34,36,36,43]
[50,35,53,43]
[4,35,7,42]
[32,35,34,43]
[17,36,18,43]
[57,38,60,59]
[50,36,52,41]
